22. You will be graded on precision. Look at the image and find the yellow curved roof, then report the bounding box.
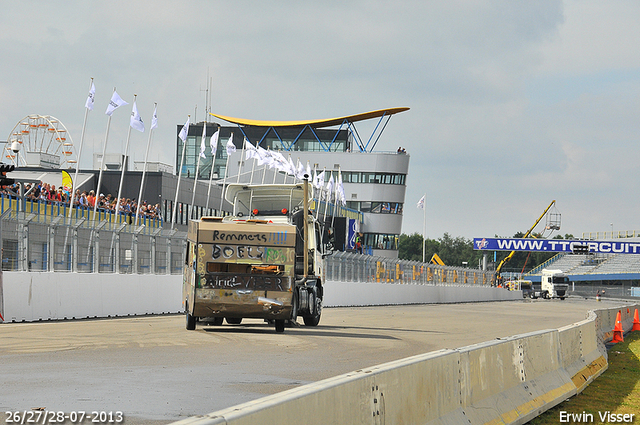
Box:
[209,107,409,128]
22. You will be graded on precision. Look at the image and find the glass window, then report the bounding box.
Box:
[360,201,371,212]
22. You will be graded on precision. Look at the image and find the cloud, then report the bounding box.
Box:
[1,0,639,243]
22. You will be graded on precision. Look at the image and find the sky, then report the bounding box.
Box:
[1,1,639,241]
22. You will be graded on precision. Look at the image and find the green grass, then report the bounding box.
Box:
[528,330,640,424]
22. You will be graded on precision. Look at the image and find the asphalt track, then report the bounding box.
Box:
[0,297,616,425]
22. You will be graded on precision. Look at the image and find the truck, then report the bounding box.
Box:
[530,269,569,300]
[183,180,327,333]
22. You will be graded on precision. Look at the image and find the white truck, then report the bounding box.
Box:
[530,269,569,300]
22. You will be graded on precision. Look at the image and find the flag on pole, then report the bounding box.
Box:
[151,105,158,130]
[178,117,190,142]
[315,169,325,189]
[210,129,219,156]
[245,139,259,160]
[130,101,145,132]
[296,160,306,180]
[226,133,236,155]
[326,173,334,200]
[85,82,96,110]
[105,91,128,116]
[337,171,346,206]
[199,122,207,159]
[61,170,73,192]
[417,195,425,210]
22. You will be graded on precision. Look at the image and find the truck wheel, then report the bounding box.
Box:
[226,317,242,325]
[275,319,286,333]
[185,302,196,331]
[304,297,322,327]
[212,317,223,326]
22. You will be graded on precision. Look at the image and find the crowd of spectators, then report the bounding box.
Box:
[0,181,162,221]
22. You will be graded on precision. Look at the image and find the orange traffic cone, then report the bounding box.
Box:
[612,310,624,343]
[633,309,640,331]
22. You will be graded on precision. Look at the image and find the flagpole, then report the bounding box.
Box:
[69,77,93,219]
[422,193,426,263]
[115,94,137,219]
[93,88,117,219]
[249,142,257,184]
[172,115,189,229]
[237,136,245,184]
[190,122,205,218]
[219,133,232,212]
[205,126,219,213]
[135,103,156,227]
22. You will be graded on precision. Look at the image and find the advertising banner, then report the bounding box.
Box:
[347,218,357,250]
[473,237,640,254]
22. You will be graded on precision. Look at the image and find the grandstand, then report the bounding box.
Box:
[524,242,640,299]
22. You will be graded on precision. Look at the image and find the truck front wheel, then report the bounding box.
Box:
[275,319,286,333]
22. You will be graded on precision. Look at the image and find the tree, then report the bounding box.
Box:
[398,231,565,273]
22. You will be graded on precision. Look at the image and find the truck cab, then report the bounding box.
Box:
[183,182,327,333]
[533,269,569,300]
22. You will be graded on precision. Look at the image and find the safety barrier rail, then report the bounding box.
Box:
[0,194,162,228]
[0,209,185,274]
[325,251,494,285]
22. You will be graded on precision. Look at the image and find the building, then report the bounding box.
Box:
[176,108,410,258]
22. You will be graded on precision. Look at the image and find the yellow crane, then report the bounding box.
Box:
[430,253,445,266]
[493,200,560,286]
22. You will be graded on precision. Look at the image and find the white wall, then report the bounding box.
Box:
[0,272,520,323]
[1,272,183,322]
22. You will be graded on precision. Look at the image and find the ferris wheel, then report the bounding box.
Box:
[4,115,77,168]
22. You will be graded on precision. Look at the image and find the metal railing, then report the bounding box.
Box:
[324,251,494,285]
[1,209,185,274]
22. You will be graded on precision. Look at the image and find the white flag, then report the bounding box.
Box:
[417,195,425,210]
[315,169,325,189]
[85,82,95,110]
[245,139,259,160]
[210,129,219,156]
[288,156,297,177]
[306,161,311,180]
[296,160,306,180]
[256,146,273,167]
[337,170,346,206]
[272,151,289,173]
[130,101,145,132]
[199,122,207,159]
[178,117,190,142]
[105,91,128,116]
[151,106,158,130]
[226,133,236,155]
[326,173,334,200]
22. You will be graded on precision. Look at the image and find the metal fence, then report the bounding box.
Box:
[1,210,186,274]
[324,251,494,285]
[1,208,495,284]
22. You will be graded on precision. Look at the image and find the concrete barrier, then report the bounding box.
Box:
[171,303,636,425]
[1,272,183,322]
[323,280,522,307]
[0,272,521,322]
